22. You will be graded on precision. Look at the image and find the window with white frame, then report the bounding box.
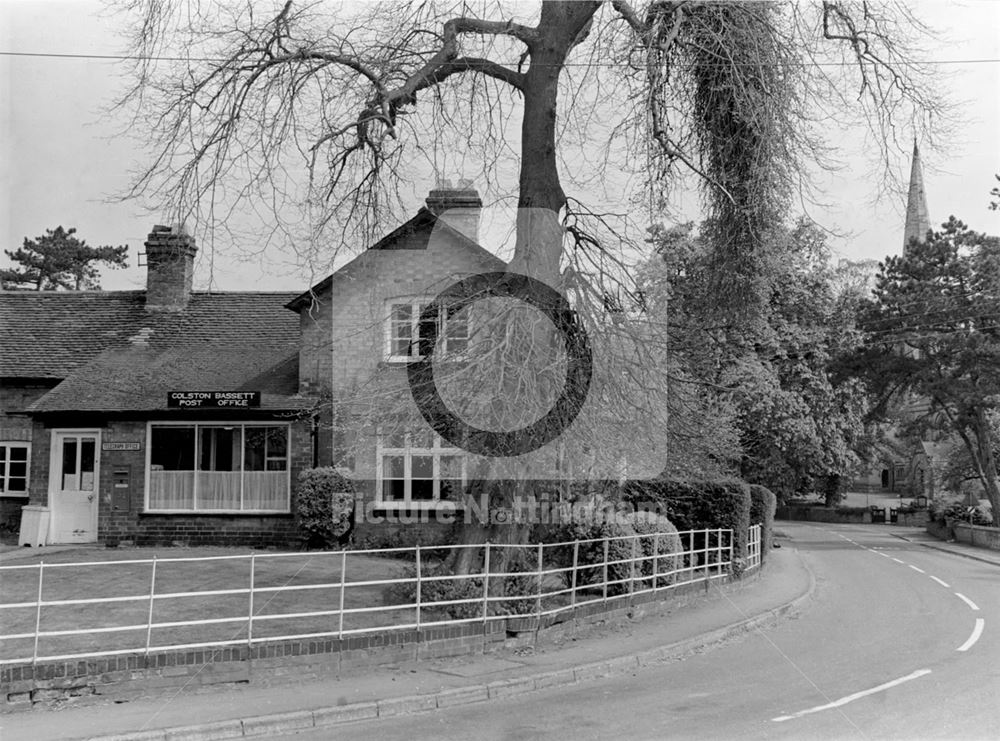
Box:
[377,429,465,507]
[146,423,290,512]
[0,443,30,497]
[386,301,469,362]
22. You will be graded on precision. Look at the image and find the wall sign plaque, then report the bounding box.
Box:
[167,391,261,408]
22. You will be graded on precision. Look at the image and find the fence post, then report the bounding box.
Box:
[536,542,543,618]
[629,535,637,603]
[652,532,660,589]
[247,554,256,647]
[415,544,422,631]
[482,542,491,623]
[702,530,710,590]
[726,528,732,574]
[31,562,44,664]
[570,540,579,609]
[338,549,347,639]
[602,537,609,603]
[145,557,157,656]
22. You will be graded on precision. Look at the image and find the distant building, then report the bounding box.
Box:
[850,142,949,499]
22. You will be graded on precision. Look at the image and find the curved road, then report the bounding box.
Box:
[286,524,1000,740]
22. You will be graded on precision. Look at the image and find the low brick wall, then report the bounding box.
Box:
[1,578,721,711]
[953,522,1000,551]
[776,507,869,524]
[895,511,930,527]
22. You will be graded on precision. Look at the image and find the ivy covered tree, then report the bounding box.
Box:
[1,226,128,291]
[852,217,1000,525]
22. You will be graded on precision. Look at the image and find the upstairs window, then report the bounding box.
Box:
[0,443,30,497]
[386,301,469,362]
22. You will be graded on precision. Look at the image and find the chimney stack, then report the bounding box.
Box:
[144,224,196,311]
[425,178,482,244]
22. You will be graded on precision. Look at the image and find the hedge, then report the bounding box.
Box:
[626,511,684,587]
[748,485,777,564]
[295,467,356,549]
[624,479,752,575]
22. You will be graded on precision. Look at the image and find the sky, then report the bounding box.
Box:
[1,0,999,292]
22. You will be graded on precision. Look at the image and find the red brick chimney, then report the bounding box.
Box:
[144,224,196,311]
[425,178,482,244]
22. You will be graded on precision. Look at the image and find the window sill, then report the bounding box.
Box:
[0,493,30,499]
[141,510,293,517]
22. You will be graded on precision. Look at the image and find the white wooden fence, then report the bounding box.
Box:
[0,526,763,666]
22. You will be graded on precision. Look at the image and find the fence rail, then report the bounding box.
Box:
[0,527,758,666]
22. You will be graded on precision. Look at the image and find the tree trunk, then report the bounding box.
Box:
[450,2,602,574]
[972,409,1000,527]
[952,408,1000,527]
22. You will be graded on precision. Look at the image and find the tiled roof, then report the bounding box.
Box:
[28,343,308,413]
[0,291,300,379]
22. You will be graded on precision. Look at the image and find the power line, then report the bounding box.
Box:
[1,49,999,67]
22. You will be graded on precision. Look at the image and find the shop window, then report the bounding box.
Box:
[0,443,30,497]
[147,424,289,512]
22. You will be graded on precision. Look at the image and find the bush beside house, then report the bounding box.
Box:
[295,468,356,548]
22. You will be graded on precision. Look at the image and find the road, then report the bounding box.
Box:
[283,524,1000,740]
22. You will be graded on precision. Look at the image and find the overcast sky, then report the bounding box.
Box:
[2,0,998,292]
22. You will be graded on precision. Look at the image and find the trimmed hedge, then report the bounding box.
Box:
[624,479,752,575]
[626,511,684,587]
[548,515,638,596]
[749,485,777,563]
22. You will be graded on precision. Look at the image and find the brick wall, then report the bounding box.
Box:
[1,383,54,529]
[294,219,504,535]
[0,577,718,710]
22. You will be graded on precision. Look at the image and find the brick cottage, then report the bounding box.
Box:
[0,184,502,547]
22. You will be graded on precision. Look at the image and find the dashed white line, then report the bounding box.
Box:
[957,619,985,652]
[908,565,925,574]
[891,557,905,564]
[929,576,950,588]
[772,669,932,722]
[955,593,980,611]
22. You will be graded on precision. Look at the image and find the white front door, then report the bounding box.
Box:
[49,430,100,543]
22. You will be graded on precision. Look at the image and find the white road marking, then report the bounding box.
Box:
[772,669,932,722]
[908,565,925,574]
[929,576,950,588]
[955,593,980,611]
[891,557,905,564]
[877,552,891,558]
[957,619,985,652]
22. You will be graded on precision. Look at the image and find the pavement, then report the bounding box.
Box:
[3,538,815,741]
[887,526,1000,567]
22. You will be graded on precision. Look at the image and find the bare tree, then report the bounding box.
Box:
[114,0,947,561]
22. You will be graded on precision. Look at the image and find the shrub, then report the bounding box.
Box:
[624,479,751,575]
[749,485,777,564]
[626,511,684,586]
[545,512,638,596]
[295,467,356,549]
[385,554,537,620]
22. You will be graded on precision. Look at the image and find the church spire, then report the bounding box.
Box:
[903,139,931,254]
